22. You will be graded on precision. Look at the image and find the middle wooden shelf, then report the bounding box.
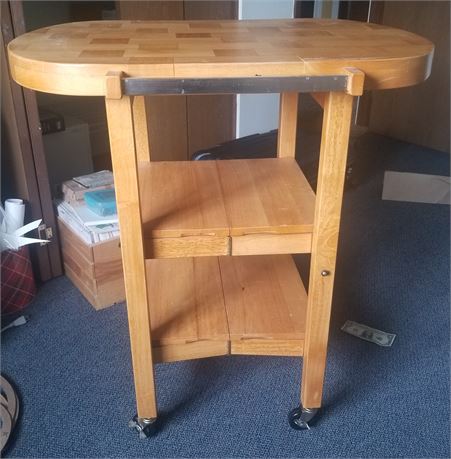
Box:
[138,158,316,259]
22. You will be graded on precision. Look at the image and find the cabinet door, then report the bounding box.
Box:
[184,1,237,157]
[117,0,189,161]
[367,1,450,153]
[1,1,63,281]
[117,0,237,161]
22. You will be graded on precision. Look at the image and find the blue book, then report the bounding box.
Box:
[84,189,117,217]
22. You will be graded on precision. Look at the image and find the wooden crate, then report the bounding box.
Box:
[57,217,125,310]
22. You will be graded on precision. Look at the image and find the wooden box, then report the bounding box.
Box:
[57,217,125,310]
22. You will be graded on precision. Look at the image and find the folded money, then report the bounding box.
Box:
[341,320,396,347]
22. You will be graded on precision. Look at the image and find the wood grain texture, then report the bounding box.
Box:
[105,70,122,99]
[1,10,54,281]
[310,92,326,108]
[231,339,304,357]
[146,96,188,161]
[301,91,354,409]
[184,0,237,157]
[146,257,229,347]
[218,158,315,236]
[8,19,433,95]
[153,341,230,363]
[118,1,188,161]
[139,160,229,238]
[277,92,299,158]
[368,1,450,152]
[145,235,230,259]
[231,233,312,256]
[7,0,63,279]
[186,94,235,157]
[58,218,125,310]
[138,158,315,258]
[220,255,308,344]
[146,254,307,361]
[117,1,184,21]
[105,95,157,419]
[132,96,151,161]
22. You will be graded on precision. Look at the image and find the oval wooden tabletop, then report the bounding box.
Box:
[8,19,434,96]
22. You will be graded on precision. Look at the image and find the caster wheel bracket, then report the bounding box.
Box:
[129,415,157,439]
[288,405,319,430]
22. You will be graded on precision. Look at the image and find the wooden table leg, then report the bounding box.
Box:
[105,95,158,432]
[291,91,354,428]
[277,92,299,158]
[132,96,151,162]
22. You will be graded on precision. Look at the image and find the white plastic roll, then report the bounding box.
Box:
[5,199,25,234]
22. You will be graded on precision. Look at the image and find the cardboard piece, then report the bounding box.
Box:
[382,171,450,205]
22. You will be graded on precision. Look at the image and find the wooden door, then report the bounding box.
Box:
[1,1,63,281]
[367,1,450,153]
[118,0,237,160]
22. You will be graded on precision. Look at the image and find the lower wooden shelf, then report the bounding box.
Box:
[146,254,307,363]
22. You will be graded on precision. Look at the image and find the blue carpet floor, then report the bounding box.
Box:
[2,135,450,458]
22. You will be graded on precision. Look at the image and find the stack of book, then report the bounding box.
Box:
[56,171,119,245]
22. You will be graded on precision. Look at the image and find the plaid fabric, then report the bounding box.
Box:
[1,247,36,315]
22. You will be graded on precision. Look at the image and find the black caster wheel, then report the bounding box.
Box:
[288,405,319,430]
[128,415,157,439]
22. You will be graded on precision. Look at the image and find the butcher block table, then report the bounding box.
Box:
[8,19,434,437]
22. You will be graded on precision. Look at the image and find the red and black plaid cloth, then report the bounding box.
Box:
[1,247,36,315]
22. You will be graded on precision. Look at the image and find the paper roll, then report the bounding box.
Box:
[5,199,25,234]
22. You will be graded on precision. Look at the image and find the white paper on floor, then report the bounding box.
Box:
[382,171,450,205]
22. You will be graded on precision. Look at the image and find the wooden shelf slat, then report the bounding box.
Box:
[146,254,307,362]
[146,257,229,347]
[220,255,307,342]
[140,160,229,239]
[139,158,315,258]
[218,158,315,236]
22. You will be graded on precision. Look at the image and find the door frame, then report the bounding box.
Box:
[1,0,62,281]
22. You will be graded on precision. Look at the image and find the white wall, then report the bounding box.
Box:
[236,0,294,138]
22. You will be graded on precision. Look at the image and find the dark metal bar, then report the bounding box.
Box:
[122,75,348,95]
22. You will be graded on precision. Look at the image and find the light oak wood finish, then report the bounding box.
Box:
[145,255,307,362]
[277,92,299,158]
[153,341,230,364]
[139,160,229,239]
[119,1,237,162]
[105,95,157,419]
[7,17,434,427]
[138,158,316,258]
[146,236,230,259]
[105,70,123,99]
[231,233,311,256]
[220,255,307,346]
[231,339,304,357]
[133,96,151,162]
[218,159,315,236]
[301,91,354,409]
[311,92,326,109]
[146,257,229,347]
[8,19,433,96]
[58,218,124,310]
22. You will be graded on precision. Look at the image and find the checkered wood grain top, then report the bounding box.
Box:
[8,19,433,96]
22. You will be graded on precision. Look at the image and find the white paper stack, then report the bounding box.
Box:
[56,200,119,244]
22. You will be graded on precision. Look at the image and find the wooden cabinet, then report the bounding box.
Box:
[367,1,450,153]
[118,1,237,161]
